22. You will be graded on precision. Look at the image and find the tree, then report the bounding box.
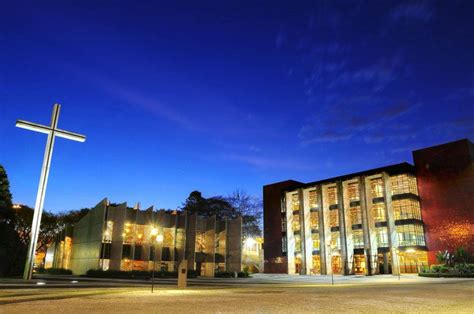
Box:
[0,165,13,222]
[226,189,262,238]
[0,165,27,277]
[182,191,235,219]
[57,208,90,228]
[12,205,60,254]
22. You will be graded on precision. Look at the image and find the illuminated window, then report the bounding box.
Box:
[352,230,364,248]
[123,223,135,244]
[281,198,286,213]
[330,232,340,250]
[312,233,320,250]
[370,178,384,198]
[347,183,359,202]
[309,190,318,209]
[291,193,300,211]
[350,206,362,225]
[295,234,302,252]
[372,203,386,222]
[328,187,337,205]
[310,211,319,230]
[393,199,422,220]
[390,174,418,196]
[376,227,389,247]
[282,236,287,253]
[281,218,287,231]
[292,213,301,231]
[329,210,339,228]
[103,221,113,243]
[396,224,426,246]
[195,231,206,252]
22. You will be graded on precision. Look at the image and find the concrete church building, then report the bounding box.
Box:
[48,199,242,276]
[263,139,474,276]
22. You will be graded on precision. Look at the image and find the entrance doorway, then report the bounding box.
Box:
[353,254,366,274]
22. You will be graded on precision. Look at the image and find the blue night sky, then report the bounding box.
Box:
[0,1,472,213]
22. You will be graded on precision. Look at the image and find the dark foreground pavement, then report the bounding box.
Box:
[0,275,473,313]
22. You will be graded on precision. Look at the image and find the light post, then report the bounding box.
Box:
[395,248,401,281]
[327,245,334,285]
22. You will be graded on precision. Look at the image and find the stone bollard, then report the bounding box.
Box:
[178,259,187,289]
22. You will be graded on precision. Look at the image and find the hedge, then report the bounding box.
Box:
[418,272,474,278]
[84,269,198,279]
[35,267,73,275]
[215,271,251,278]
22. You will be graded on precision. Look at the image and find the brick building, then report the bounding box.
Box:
[263,139,473,275]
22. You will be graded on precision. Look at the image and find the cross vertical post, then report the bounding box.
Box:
[16,103,86,280]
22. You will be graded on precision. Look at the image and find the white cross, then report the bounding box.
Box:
[16,103,86,280]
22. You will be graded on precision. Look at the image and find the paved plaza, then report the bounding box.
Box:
[1,275,473,313]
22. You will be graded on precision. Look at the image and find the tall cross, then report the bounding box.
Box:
[16,103,86,280]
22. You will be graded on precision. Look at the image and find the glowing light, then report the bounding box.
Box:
[405,248,416,253]
[71,280,78,283]
[244,237,256,250]
[36,282,46,285]
[150,227,158,236]
[138,234,142,239]
[156,234,164,243]
[122,233,126,237]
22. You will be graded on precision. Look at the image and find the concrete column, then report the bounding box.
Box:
[316,185,326,275]
[321,185,333,275]
[336,181,349,275]
[360,176,375,275]
[383,172,400,275]
[285,192,296,274]
[299,188,311,275]
[185,213,197,271]
[342,180,355,275]
[226,217,242,272]
[109,203,127,271]
[364,175,379,274]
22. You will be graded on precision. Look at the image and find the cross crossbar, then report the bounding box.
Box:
[16,103,86,280]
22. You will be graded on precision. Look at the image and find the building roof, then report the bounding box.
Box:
[282,162,415,192]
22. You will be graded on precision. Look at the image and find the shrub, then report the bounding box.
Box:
[45,268,73,275]
[187,269,198,278]
[84,269,198,279]
[215,271,236,278]
[237,271,250,278]
[35,267,46,274]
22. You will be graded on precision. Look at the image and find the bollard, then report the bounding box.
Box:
[178,259,187,289]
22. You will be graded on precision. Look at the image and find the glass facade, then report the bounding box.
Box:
[292,213,301,232]
[347,182,359,201]
[291,193,300,211]
[352,230,364,248]
[281,169,428,276]
[329,210,339,228]
[393,199,422,220]
[390,174,418,195]
[350,206,362,225]
[309,190,318,209]
[370,178,384,198]
[396,224,426,246]
[310,211,319,230]
[328,186,337,205]
[312,233,320,251]
[372,203,386,222]
[376,227,389,247]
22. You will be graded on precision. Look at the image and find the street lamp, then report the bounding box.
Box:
[327,245,334,285]
[395,248,401,281]
[151,230,163,293]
